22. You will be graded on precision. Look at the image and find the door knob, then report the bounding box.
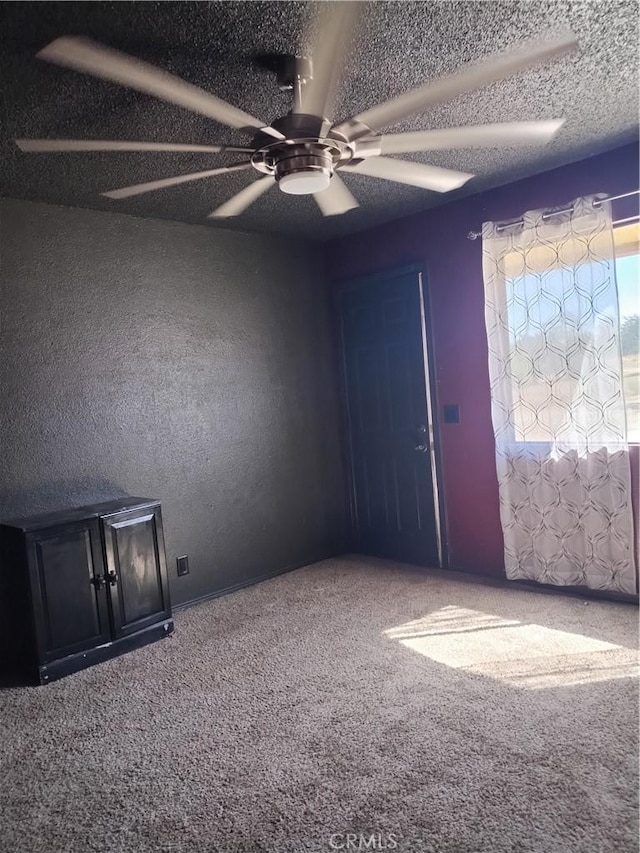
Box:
[91,574,105,590]
[106,571,118,586]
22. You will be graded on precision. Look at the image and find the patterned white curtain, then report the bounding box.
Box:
[482,195,637,595]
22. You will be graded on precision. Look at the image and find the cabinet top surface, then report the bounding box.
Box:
[0,498,160,532]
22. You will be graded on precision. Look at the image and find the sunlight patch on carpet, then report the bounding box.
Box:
[384,605,639,689]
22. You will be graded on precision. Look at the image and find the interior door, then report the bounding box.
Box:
[101,505,171,638]
[336,265,441,567]
[28,519,111,662]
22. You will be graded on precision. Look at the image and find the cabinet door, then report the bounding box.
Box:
[101,505,171,638]
[28,519,111,662]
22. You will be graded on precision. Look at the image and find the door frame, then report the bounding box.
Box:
[333,262,448,569]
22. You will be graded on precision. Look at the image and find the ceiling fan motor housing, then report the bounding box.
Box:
[250,113,353,194]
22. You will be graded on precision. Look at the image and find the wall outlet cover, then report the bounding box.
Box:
[177,555,190,576]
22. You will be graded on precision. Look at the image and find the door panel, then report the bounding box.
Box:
[116,514,162,624]
[338,268,440,567]
[30,520,110,660]
[102,506,171,638]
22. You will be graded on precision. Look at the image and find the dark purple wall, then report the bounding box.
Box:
[327,143,640,577]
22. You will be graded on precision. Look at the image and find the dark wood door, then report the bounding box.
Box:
[337,266,440,567]
[28,519,111,662]
[102,505,171,638]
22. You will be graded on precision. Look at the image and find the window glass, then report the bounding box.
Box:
[614,221,640,442]
[503,220,639,443]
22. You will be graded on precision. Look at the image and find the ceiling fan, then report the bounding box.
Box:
[15,3,578,220]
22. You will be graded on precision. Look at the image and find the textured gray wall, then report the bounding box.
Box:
[0,198,347,605]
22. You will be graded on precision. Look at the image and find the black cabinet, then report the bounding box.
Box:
[0,498,173,684]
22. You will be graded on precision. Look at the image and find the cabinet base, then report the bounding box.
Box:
[38,619,174,685]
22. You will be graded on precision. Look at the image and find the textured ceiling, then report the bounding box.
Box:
[0,1,638,240]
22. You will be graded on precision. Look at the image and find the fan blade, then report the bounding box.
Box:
[314,174,359,216]
[37,37,284,140]
[333,32,577,139]
[15,139,254,154]
[343,157,473,193]
[295,2,360,119]
[378,119,565,154]
[208,176,275,218]
[102,163,252,199]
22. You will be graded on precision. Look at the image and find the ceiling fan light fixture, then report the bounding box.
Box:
[273,145,334,195]
[279,170,331,195]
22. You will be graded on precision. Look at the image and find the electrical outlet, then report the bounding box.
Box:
[177,555,190,576]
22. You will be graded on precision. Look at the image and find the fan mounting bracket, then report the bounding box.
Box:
[255,53,313,92]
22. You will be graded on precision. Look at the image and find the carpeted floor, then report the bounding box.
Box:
[1,556,638,853]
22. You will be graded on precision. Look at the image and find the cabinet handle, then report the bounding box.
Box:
[91,574,105,590]
[106,571,118,586]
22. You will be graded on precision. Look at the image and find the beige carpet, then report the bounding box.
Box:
[1,556,638,853]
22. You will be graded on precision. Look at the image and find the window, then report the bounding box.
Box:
[502,218,639,444]
[613,221,640,443]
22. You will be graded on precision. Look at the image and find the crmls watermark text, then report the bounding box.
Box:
[328,833,399,850]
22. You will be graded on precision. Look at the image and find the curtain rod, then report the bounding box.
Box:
[466,189,640,240]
